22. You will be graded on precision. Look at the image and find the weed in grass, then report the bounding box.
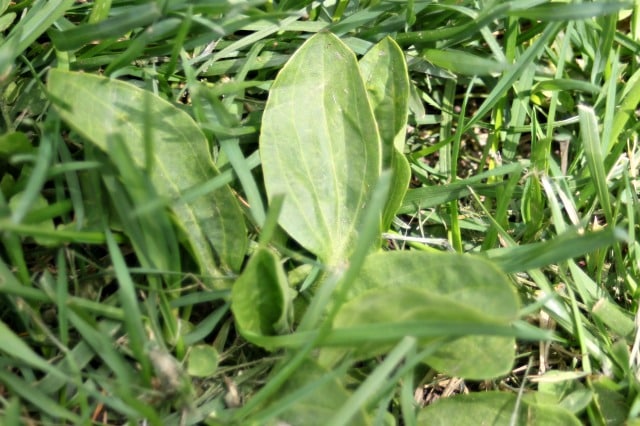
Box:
[1,1,639,425]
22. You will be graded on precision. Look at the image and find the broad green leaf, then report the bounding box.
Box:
[260,32,381,265]
[359,36,409,164]
[560,389,594,414]
[0,131,32,158]
[358,37,411,230]
[592,298,635,338]
[231,247,293,348]
[418,392,581,425]
[326,286,514,379]
[47,69,247,279]
[535,371,593,414]
[266,359,370,426]
[345,251,518,317]
[591,378,629,425]
[324,251,520,379]
[187,345,219,377]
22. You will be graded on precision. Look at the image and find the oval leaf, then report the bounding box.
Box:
[260,32,381,265]
[327,251,520,379]
[47,69,247,279]
[418,392,581,426]
[231,247,293,349]
[359,36,410,164]
[358,37,411,229]
[187,345,219,378]
[348,251,519,318]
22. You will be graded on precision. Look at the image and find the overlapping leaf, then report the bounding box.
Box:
[358,37,411,230]
[324,251,520,379]
[47,70,247,279]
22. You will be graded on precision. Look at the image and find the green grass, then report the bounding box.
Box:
[1,0,640,424]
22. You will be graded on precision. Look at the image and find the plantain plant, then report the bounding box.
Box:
[229,32,575,424]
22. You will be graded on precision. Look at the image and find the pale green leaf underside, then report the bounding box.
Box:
[47,70,247,277]
[260,32,381,264]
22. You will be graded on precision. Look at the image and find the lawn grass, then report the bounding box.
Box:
[1,0,640,424]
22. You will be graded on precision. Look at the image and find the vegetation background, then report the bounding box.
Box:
[1,0,640,424]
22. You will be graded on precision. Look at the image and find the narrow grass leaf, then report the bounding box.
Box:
[9,121,55,224]
[220,138,266,227]
[579,105,613,223]
[533,79,600,94]
[0,0,74,61]
[508,2,631,21]
[66,313,133,382]
[230,320,553,352]
[463,22,562,131]
[423,49,507,76]
[49,3,162,51]
[484,227,625,273]
[400,172,522,213]
[610,67,640,151]
[395,1,547,45]
[0,220,111,244]
[328,337,416,426]
[182,304,229,346]
[263,359,369,426]
[403,161,521,201]
[0,320,69,379]
[0,371,81,423]
[88,0,112,23]
[105,229,151,379]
